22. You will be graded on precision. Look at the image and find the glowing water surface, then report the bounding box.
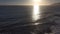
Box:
[32,0,41,22]
[32,0,41,25]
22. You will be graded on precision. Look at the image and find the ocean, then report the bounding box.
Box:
[0,5,60,34]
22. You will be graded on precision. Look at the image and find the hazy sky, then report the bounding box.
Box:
[0,0,60,5]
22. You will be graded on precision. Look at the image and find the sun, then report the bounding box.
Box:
[33,0,41,2]
[33,0,41,5]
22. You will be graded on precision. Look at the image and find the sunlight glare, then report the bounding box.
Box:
[32,0,41,22]
[33,5,40,21]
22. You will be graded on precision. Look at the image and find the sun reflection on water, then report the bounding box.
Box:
[32,0,40,22]
[32,5,40,21]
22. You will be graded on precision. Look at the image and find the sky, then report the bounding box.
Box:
[0,0,60,5]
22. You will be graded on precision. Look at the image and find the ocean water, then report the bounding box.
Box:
[0,6,33,33]
[0,5,60,34]
[0,6,33,25]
